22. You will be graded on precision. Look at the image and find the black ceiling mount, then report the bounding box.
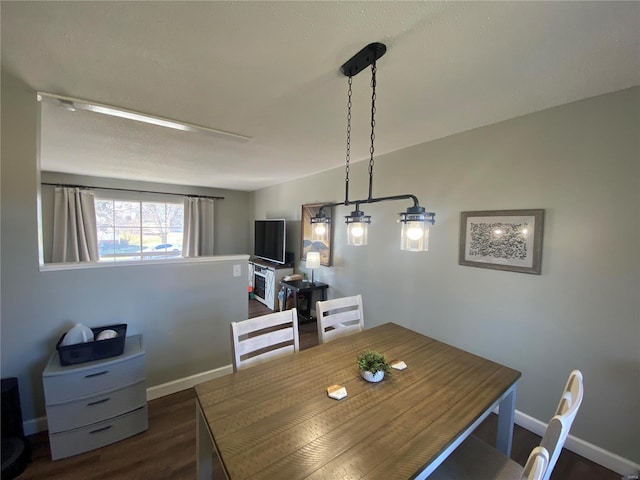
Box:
[340,42,387,77]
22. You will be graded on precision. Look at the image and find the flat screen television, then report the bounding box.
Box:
[254,219,286,264]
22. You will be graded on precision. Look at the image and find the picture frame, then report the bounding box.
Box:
[301,203,332,267]
[459,209,544,275]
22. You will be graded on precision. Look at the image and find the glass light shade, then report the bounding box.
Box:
[345,209,371,246]
[306,251,321,269]
[312,222,328,242]
[400,221,429,251]
[398,207,435,252]
[310,211,331,243]
[347,222,369,246]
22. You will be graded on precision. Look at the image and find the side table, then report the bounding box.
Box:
[280,280,328,323]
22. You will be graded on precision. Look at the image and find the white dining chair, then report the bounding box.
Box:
[540,369,584,480]
[429,369,583,480]
[315,294,364,344]
[522,446,550,480]
[230,308,299,371]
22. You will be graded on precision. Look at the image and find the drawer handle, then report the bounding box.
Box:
[84,371,109,378]
[87,398,110,407]
[89,425,112,434]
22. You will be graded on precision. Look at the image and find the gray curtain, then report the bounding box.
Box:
[183,197,215,257]
[52,187,99,262]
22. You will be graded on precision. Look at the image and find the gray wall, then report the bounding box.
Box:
[1,70,251,423]
[39,172,251,263]
[254,87,640,463]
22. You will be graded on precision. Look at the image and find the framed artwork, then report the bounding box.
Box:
[301,203,332,267]
[459,209,544,275]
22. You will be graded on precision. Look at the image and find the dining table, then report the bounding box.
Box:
[195,322,521,479]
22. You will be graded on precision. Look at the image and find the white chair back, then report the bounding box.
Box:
[540,370,584,480]
[316,294,364,344]
[521,446,549,480]
[230,308,299,371]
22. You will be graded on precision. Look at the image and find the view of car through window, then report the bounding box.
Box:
[141,243,183,259]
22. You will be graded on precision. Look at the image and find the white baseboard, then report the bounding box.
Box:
[514,410,640,477]
[23,370,639,476]
[23,416,49,436]
[146,364,233,401]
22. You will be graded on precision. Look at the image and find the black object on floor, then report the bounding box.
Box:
[2,436,30,479]
[1,377,30,479]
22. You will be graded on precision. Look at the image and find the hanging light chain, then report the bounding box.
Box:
[316,42,435,251]
[368,62,377,181]
[344,75,353,205]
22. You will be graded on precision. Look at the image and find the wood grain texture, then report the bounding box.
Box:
[195,322,521,480]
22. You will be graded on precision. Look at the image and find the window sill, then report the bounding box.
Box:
[40,254,250,272]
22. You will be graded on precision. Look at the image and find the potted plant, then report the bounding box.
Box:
[357,350,391,383]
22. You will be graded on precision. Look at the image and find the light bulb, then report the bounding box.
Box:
[351,225,364,237]
[314,224,326,236]
[407,225,424,240]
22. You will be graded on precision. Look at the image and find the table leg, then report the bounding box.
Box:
[496,385,516,456]
[196,400,213,480]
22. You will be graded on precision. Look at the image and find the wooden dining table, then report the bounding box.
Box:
[195,322,521,480]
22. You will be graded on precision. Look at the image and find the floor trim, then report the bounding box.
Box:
[146,364,233,401]
[514,410,640,476]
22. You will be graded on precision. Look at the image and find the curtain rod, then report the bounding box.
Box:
[41,182,224,200]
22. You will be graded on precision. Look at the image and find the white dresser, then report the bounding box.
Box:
[42,334,148,460]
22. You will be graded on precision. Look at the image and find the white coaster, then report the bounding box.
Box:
[391,360,407,370]
[327,384,347,400]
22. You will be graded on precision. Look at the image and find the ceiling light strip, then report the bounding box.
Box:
[37,92,252,142]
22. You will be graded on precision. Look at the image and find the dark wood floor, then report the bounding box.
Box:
[16,300,619,479]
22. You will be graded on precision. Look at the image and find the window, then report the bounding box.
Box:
[95,198,184,261]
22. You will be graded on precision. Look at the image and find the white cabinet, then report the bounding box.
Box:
[250,260,293,311]
[42,335,148,460]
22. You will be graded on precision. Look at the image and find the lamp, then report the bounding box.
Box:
[310,43,435,251]
[306,251,321,284]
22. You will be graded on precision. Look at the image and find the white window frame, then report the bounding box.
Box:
[94,191,184,263]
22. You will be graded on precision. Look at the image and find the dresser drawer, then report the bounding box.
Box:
[45,380,146,433]
[43,354,145,404]
[49,405,148,460]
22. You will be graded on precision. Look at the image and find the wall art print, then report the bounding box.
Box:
[459,209,544,275]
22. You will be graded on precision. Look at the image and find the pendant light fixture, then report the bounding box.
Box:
[311,42,435,251]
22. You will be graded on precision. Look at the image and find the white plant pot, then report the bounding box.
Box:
[360,369,385,383]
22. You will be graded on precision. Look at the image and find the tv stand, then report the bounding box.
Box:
[249,259,293,311]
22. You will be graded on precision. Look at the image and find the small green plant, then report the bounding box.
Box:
[356,350,391,374]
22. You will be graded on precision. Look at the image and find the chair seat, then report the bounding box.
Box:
[429,435,523,480]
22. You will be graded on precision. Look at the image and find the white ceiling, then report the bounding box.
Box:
[2,1,639,192]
